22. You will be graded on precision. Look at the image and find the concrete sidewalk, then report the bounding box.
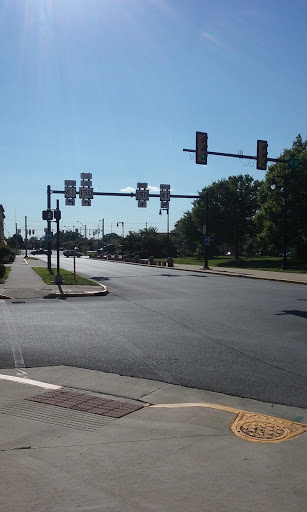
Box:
[0,256,108,299]
[102,258,307,285]
[0,366,306,512]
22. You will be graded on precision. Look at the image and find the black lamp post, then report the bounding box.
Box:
[271,174,288,270]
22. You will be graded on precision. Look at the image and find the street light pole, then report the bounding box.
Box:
[77,221,87,255]
[281,174,288,271]
[271,174,289,271]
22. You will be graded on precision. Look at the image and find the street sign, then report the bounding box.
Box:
[288,157,299,168]
[45,231,53,241]
[160,184,170,211]
[81,179,92,187]
[64,180,77,204]
[138,200,147,208]
[79,173,94,206]
[79,187,94,199]
[136,189,149,200]
[160,201,169,209]
[203,235,211,246]
[160,190,170,201]
[65,187,76,198]
[136,183,149,208]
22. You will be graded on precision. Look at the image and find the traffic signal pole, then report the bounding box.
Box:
[203,191,209,270]
[47,185,52,271]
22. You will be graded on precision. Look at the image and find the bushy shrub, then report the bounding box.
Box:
[0,263,5,279]
[0,245,16,263]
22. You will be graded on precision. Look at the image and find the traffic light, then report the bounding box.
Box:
[54,210,61,221]
[257,140,268,170]
[196,132,208,165]
[42,209,53,221]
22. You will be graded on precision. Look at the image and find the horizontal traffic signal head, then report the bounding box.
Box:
[196,132,208,165]
[257,140,268,170]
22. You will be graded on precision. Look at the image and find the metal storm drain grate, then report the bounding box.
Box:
[230,411,307,443]
[26,389,144,418]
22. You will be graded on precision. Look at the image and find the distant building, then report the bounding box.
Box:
[0,205,5,242]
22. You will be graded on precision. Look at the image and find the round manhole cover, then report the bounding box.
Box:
[230,412,307,443]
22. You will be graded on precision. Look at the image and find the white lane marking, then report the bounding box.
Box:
[0,373,62,390]
[0,299,27,377]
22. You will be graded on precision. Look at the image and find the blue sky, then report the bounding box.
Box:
[1,0,306,239]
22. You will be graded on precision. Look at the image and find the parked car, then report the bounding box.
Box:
[63,250,82,258]
[30,248,49,255]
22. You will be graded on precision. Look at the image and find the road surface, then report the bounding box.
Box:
[1,256,306,407]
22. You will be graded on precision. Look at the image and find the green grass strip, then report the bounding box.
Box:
[32,267,98,285]
[0,266,11,283]
[172,257,307,273]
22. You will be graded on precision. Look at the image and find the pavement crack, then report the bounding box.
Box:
[0,446,32,452]
[0,433,232,452]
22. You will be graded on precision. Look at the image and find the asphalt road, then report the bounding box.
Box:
[1,256,306,407]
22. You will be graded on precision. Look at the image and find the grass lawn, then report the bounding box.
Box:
[24,256,38,261]
[32,267,98,285]
[172,256,307,273]
[0,266,11,283]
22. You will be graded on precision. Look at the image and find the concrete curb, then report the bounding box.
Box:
[98,259,307,285]
[170,266,307,285]
[44,285,109,299]
[0,293,12,299]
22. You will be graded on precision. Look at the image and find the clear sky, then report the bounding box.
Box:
[1,0,306,240]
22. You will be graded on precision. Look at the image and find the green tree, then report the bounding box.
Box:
[122,227,175,258]
[191,174,261,259]
[174,211,200,255]
[7,234,24,250]
[256,134,307,258]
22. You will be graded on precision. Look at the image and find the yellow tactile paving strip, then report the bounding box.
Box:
[151,403,307,443]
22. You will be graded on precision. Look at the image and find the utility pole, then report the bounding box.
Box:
[102,218,104,254]
[203,191,209,270]
[15,223,18,254]
[84,225,87,255]
[25,216,28,257]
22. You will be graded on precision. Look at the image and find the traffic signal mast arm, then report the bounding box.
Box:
[52,190,200,199]
[183,147,289,165]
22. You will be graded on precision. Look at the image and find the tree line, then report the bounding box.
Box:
[3,135,306,261]
[175,134,307,260]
